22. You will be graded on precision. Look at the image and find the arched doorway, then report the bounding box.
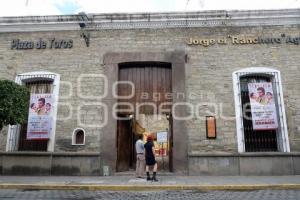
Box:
[116,62,173,172]
[102,51,187,175]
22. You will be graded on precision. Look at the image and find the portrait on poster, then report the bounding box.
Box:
[248,82,278,130]
[27,94,53,140]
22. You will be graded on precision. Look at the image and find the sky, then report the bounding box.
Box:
[0,0,299,17]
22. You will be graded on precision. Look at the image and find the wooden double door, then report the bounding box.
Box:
[116,62,173,172]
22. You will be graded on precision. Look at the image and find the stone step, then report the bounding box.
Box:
[115,171,175,176]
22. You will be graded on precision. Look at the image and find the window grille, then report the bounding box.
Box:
[7,73,58,152]
[75,130,85,145]
[238,72,281,152]
[18,79,53,151]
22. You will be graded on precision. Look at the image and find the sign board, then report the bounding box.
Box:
[157,131,168,143]
[103,165,110,176]
[27,93,53,140]
[206,116,216,138]
[248,82,278,130]
[11,38,73,50]
[187,34,300,47]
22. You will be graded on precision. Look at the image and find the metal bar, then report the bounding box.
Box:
[239,73,278,152]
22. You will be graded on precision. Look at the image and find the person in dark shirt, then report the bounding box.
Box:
[144,135,158,181]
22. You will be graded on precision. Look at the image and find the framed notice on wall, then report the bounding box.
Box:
[206,116,216,139]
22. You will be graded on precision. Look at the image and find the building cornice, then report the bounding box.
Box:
[0,9,300,32]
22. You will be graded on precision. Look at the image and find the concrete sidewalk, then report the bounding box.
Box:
[0,175,300,191]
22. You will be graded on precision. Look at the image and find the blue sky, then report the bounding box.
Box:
[0,0,299,17]
[54,1,81,14]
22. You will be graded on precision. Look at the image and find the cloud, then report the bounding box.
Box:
[0,0,62,16]
[75,0,205,13]
[200,0,300,10]
[0,0,299,17]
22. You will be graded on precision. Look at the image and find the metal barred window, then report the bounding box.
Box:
[8,74,55,151]
[238,72,282,152]
[18,79,53,151]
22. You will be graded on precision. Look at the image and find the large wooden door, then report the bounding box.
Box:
[118,62,172,114]
[116,62,172,172]
[169,114,173,172]
[116,118,133,172]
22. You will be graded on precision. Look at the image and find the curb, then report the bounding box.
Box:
[0,184,300,191]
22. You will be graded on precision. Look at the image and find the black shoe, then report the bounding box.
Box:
[152,177,158,182]
[152,172,158,182]
[146,172,151,181]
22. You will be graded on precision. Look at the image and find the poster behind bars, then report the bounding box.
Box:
[248,82,278,130]
[27,94,53,140]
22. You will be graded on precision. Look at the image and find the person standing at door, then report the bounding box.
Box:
[144,135,158,182]
[135,134,145,178]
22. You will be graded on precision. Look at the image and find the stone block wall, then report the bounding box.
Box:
[0,24,299,154]
[189,153,300,175]
[0,152,101,175]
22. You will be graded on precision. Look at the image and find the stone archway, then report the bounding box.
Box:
[101,51,187,175]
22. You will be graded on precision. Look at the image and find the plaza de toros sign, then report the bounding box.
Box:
[187,34,300,47]
[11,38,73,50]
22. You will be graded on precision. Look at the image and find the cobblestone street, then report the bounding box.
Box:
[0,189,299,200]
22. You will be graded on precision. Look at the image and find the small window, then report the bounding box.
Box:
[72,128,85,145]
[233,67,290,153]
[6,71,60,152]
[18,80,53,152]
[240,75,278,152]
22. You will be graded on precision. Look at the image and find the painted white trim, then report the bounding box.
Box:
[72,128,86,145]
[48,73,60,152]
[6,71,60,152]
[5,126,11,151]
[276,72,290,152]
[232,72,245,153]
[6,125,20,151]
[232,67,290,153]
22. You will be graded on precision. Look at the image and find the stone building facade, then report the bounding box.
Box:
[0,9,299,175]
